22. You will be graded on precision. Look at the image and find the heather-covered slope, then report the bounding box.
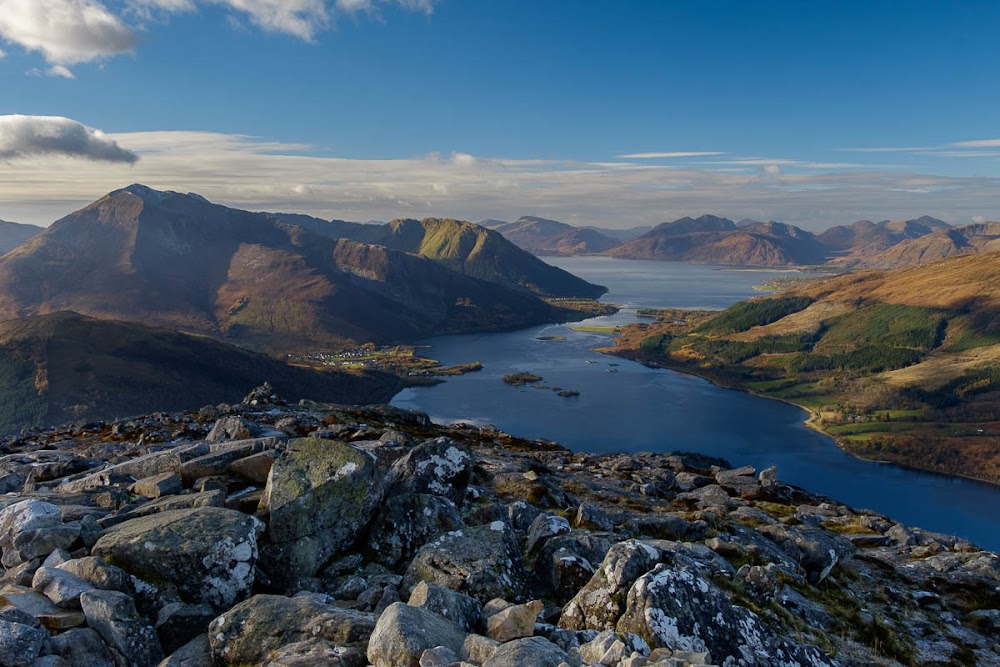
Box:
[0,218,43,255]
[486,216,621,256]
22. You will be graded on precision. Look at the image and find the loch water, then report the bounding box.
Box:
[392,257,1000,551]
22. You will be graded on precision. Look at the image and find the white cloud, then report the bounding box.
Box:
[30,64,77,78]
[952,139,1000,148]
[973,215,987,223]
[617,151,723,159]
[3,128,1000,230]
[0,115,139,163]
[762,164,782,177]
[0,0,137,65]
[0,48,6,58]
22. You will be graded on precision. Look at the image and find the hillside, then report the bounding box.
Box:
[608,251,1000,483]
[860,221,1000,269]
[818,216,951,266]
[0,185,586,353]
[276,213,606,298]
[0,311,402,434]
[605,215,828,266]
[485,216,621,256]
[0,218,44,255]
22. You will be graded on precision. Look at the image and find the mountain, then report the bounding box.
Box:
[0,219,44,255]
[583,225,653,242]
[0,185,585,353]
[275,214,606,298]
[0,311,402,434]
[861,221,1000,269]
[818,216,950,265]
[605,214,828,265]
[619,250,1000,482]
[485,216,621,256]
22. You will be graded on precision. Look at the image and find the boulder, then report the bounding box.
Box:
[31,566,94,608]
[615,563,833,666]
[573,503,615,532]
[263,639,365,667]
[260,438,383,589]
[403,523,527,603]
[206,416,260,443]
[526,514,570,554]
[155,602,216,653]
[55,557,132,595]
[758,523,854,583]
[208,594,375,666]
[0,500,80,567]
[366,494,464,569]
[50,627,116,667]
[156,635,213,667]
[0,619,48,667]
[559,540,661,631]
[366,602,467,667]
[80,589,164,667]
[407,581,482,632]
[0,585,85,630]
[92,506,262,610]
[482,636,568,667]
[384,438,473,507]
[484,599,543,642]
[130,472,182,499]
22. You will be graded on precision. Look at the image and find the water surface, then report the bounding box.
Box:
[392,257,1000,550]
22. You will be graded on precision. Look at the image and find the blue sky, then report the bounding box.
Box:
[1,0,999,228]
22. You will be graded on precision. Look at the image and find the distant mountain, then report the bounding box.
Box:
[583,225,654,242]
[860,221,1000,269]
[276,214,606,298]
[0,219,44,255]
[818,217,950,265]
[605,214,828,266]
[485,216,621,256]
[0,185,583,353]
[0,312,402,434]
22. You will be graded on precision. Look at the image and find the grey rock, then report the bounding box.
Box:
[0,619,48,667]
[130,473,182,499]
[50,628,116,667]
[366,493,464,568]
[367,602,467,667]
[384,438,473,507]
[573,504,614,532]
[31,565,94,608]
[527,514,570,553]
[403,523,527,603]
[263,639,365,667]
[206,416,260,443]
[208,594,375,666]
[230,450,278,484]
[484,599,543,642]
[155,602,216,654]
[80,589,164,667]
[0,500,78,567]
[92,507,262,610]
[482,636,569,667]
[55,557,132,595]
[417,645,460,666]
[407,581,482,632]
[758,523,854,583]
[260,438,383,589]
[0,585,85,630]
[156,635,213,667]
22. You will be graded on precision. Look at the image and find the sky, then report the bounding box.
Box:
[1,0,999,229]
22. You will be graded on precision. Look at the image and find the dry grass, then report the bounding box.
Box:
[728,300,855,341]
[879,344,1000,388]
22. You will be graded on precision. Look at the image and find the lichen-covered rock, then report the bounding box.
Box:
[155,602,216,654]
[384,438,473,507]
[559,540,661,631]
[407,581,482,632]
[484,599,543,642]
[31,565,94,608]
[50,627,116,667]
[366,493,464,569]
[366,602,467,667]
[526,513,570,554]
[55,557,132,595]
[208,594,375,666]
[0,500,80,567]
[403,523,527,603]
[758,523,854,583]
[0,618,48,667]
[260,438,383,589]
[206,416,260,442]
[80,589,164,667]
[263,639,365,667]
[92,507,262,610]
[156,634,213,667]
[482,636,569,667]
[615,563,834,666]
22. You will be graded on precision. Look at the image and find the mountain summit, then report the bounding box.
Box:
[0,185,598,352]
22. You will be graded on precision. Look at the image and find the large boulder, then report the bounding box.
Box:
[366,493,464,569]
[0,500,81,567]
[403,523,527,603]
[80,589,164,667]
[366,602,467,667]
[0,618,49,667]
[208,594,375,666]
[559,540,661,631]
[758,523,855,583]
[384,438,473,507]
[482,636,569,667]
[407,581,482,632]
[92,507,262,610]
[260,438,383,589]
[615,563,833,666]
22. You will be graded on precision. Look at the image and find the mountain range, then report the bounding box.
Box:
[484,212,1000,269]
[0,219,43,255]
[0,185,604,354]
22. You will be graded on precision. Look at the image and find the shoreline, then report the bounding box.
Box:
[602,348,1000,490]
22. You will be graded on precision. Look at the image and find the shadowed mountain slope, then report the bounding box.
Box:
[485,216,621,256]
[0,219,44,255]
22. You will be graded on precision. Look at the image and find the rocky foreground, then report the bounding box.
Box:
[0,385,998,667]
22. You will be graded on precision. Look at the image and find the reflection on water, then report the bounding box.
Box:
[392,258,1000,550]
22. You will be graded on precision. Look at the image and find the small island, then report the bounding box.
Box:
[502,372,544,386]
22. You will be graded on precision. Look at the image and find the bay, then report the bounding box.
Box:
[392,257,1000,551]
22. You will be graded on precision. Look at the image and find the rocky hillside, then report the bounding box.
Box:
[818,217,951,267]
[605,216,829,266]
[277,213,607,298]
[0,185,586,353]
[860,221,1000,269]
[0,389,996,667]
[0,312,403,434]
[485,217,621,256]
[0,219,43,256]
